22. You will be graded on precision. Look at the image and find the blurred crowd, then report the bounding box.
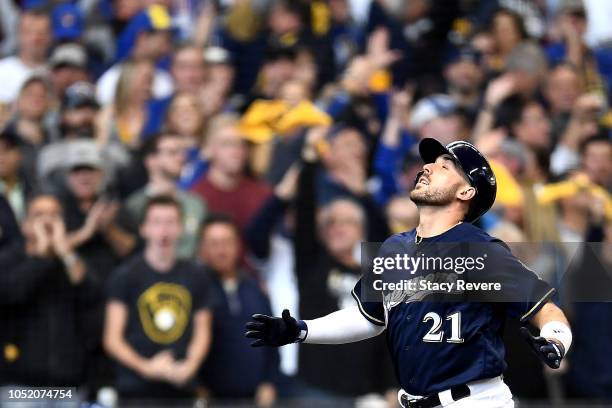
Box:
[0,0,611,406]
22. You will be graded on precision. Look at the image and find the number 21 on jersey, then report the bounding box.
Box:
[422,311,464,343]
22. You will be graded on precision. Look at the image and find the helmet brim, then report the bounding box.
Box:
[419,138,451,165]
[418,138,469,182]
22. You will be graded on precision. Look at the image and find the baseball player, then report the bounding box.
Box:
[245,138,572,408]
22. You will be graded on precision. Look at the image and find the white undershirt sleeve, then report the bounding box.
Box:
[303,306,385,344]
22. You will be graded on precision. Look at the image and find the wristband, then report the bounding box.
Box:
[296,320,308,343]
[540,321,572,354]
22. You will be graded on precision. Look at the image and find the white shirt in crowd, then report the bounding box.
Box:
[0,56,47,103]
[584,0,612,47]
[95,63,174,106]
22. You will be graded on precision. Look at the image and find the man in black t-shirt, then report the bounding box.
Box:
[0,194,99,386]
[104,195,213,403]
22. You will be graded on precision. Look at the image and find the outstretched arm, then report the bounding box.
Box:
[304,306,385,344]
[245,306,385,347]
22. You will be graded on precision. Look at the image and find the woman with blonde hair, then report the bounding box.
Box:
[96,58,155,150]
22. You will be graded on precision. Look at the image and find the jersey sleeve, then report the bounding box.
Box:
[351,278,386,326]
[469,241,555,322]
[352,234,409,326]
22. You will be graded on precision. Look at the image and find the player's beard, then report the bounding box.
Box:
[410,185,456,206]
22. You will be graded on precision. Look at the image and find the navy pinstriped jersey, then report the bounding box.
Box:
[352,222,555,396]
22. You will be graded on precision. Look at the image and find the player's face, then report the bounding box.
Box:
[410,155,470,206]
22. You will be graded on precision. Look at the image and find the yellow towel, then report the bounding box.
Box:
[240,99,332,143]
[536,173,612,220]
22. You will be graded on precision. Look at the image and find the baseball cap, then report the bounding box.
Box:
[505,42,547,75]
[65,140,103,170]
[410,94,458,131]
[52,3,84,41]
[204,46,232,65]
[49,43,87,69]
[62,82,99,111]
[116,4,173,61]
[445,46,481,66]
[418,138,497,223]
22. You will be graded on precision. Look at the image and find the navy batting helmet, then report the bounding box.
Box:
[417,138,497,223]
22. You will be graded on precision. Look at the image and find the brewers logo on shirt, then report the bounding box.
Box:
[137,282,192,344]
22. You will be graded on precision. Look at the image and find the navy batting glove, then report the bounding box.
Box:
[520,326,565,369]
[245,309,307,347]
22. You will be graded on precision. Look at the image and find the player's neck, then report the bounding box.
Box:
[416,207,463,238]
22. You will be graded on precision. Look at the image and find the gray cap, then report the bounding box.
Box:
[65,139,103,170]
[410,94,457,130]
[505,42,547,75]
[50,43,87,69]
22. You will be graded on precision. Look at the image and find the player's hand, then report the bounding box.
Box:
[520,327,565,369]
[245,309,304,347]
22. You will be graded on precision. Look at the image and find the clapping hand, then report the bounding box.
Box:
[50,217,71,258]
[31,219,53,257]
